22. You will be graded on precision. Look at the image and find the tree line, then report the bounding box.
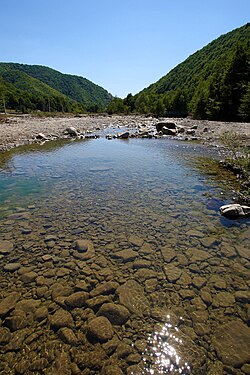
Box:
[107,45,250,122]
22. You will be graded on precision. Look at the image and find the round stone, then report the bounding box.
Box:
[3,263,21,272]
[87,316,114,342]
[97,303,130,325]
[0,240,13,255]
[50,309,74,330]
[64,291,89,308]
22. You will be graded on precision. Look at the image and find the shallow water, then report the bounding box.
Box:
[0,137,249,374]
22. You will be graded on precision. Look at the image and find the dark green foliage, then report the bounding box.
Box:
[106,97,129,114]
[127,23,250,120]
[239,82,250,121]
[0,63,112,113]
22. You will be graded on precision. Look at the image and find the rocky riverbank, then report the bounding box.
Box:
[0,114,249,151]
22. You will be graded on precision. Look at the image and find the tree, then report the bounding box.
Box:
[219,45,249,120]
[169,89,188,117]
[153,97,165,117]
[106,97,127,114]
[123,93,135,113]
[239,82,250,121]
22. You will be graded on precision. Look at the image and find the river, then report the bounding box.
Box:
[0,137,249,374]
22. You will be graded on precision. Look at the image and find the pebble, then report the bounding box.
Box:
[50,309,74,330]
[87,316,114,343]
[112,249,138,262]
[163,264,182,282]
[64,291,89,308]
[0,240,14,254]
[58,327,78,345]
[20,271,38,283]
[117,279,150,316]
[0,292,20,317]
[97,302,130,325]
[3,262,21,272]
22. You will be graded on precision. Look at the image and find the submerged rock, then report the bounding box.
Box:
[3,262,21,272]
[163,264,182,282]
[117,279,150,316]
[64,291,89,308]
[50,309,74,330]
[160,246,176,263]
[212,320,250,367]
[74,239,95,260]
[0,240,14,255]
[58,327,78,345]
[129,234,144,247]
[0,292,20,318]
[112,249,138,262]
[220,203,250,218]
[6,310,28,331]
[97,302,130,325]
[90,281,119,298]
[20,271,38,283]
[87,316,114,342]
[0,327,12,344]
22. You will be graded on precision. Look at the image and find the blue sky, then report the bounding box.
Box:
[1,0,249,98]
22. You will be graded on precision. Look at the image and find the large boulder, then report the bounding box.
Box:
[155,122,176,132]
[64,127,78,136]
[36,133,48,140]
[162,127,177,136]
[220,204,250,218]
[117,132,129,139]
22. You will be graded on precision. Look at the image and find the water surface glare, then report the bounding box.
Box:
[0,138,249,374]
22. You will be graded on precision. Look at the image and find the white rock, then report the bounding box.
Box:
[220,204,250,218]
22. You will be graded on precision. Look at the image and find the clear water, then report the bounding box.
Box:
[0,137,249,374]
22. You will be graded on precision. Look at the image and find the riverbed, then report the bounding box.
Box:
[0,134,249,374]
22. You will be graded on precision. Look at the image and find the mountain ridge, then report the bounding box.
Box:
[0,63,112,113]
[107,23,250,121]
[141,23,249,96]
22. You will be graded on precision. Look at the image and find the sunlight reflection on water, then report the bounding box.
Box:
[142,316,191,374]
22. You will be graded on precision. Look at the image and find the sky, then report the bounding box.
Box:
[1,0,249,98]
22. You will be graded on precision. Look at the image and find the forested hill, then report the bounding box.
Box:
[0,63,112,113]
[108,23,250,121]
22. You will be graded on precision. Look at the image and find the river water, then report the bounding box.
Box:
[0,137,249,374]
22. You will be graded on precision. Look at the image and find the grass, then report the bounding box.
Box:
[220,131,250,203]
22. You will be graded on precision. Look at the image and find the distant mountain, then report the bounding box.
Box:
[111,23,249,121]
[0,63,112,113]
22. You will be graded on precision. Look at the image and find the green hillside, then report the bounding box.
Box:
[0,63,112,113]
[109,23,250,121]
